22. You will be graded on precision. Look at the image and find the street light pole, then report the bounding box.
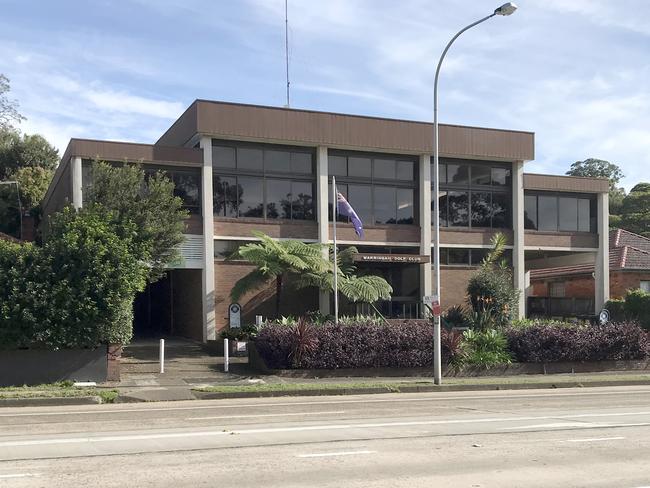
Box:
[0,180,22,241]
[432,3,517,385]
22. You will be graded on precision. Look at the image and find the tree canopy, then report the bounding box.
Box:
[0,75,24,131]
[84,160,188,283]
[618,183,650,238]
[566,158,624,191]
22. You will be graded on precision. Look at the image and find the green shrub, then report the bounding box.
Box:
[623,289,650,330]
[458,329,512,368]
[466,233,519,328]
[442,305,466,329]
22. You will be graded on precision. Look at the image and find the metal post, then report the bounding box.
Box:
[432,11,501,386]
[255,315,263,327]
[332,176,339,324]
[224,338,230,373]
[159,339,165,374]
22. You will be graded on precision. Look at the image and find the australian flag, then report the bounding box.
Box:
[337,191,364,238]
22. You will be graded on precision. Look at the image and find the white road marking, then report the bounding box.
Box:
[187,410,345,420]
[566,436,626,443]
[0,473,40,479]
[4,388,650,418]
[502,422,600,430]
[2,410,650,448]
[298,450,376,458]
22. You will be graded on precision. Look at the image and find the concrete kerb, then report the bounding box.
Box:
[0,396,102,408]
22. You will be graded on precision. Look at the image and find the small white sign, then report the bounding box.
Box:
[423,295,439,305]
[229,303,241,328]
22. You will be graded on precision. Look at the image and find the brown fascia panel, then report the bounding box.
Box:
[66,139,203,165]
[156,99,535,161]
[523,173,610,193]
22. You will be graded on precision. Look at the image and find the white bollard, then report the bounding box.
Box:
[255,315,263,326]
[159,338,165,374]
[224,338,229,373]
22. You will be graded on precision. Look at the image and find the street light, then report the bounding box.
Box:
[0,181,23,241]
[431,3,517,385]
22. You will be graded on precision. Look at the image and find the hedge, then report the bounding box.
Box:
[254,320,650,370]
[505,322,649,363]
[255,321,438,369]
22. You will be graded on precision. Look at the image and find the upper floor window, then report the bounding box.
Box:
[212,141,315,221]
[524,192,596,233]
[329,151,417,225]
[433,160,512,229]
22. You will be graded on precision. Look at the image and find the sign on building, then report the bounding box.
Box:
[353,253,430,264]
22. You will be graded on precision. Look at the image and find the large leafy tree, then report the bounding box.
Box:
[230,231,329,317]
[619,183,650,238]
[296,246,392,304]
[83,160,188,283]
[566,158,626,218]
[0,75,24,131]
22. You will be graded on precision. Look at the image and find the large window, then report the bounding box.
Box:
[524,192,596,232]
[433,160,512,229]
[438,247,511,267]
[212,141,315,221]
[329,151,417,225]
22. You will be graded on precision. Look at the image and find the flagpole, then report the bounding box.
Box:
[332,176,339,324]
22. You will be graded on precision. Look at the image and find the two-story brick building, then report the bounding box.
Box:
[41,100,610,341]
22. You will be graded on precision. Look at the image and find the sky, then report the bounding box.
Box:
[1,0,649,190]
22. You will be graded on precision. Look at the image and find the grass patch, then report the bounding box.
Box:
[195,381,433,394]
[0,382,119,403]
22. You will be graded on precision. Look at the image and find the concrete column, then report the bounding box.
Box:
[419,154,432,311]
[71,156,83,209]
[512,160,526,319]
[595,191,610,312]
[199,137,216,342]
[316,146,330,315]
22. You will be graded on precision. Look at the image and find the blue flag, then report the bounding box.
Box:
[337,191,364,238]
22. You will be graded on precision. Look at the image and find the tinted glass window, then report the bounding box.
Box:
[213,146,236,168]
[172,173,201,213]
[214,240,247,259]
[471,248,489,266]
[396,188,414,224]
[437,191,448,227]
[492,192,510,228]
[374,159,395,179]
[432,163,447,184]
[471,191,492,227]
[265,150,291,173]
[538,195,558,231]
[348,157,372,178]
[238,177,264,217]
[472,166,491,185]
[237,148,263,171]
[374,186,396,224]
[291,181,314,220]
[492,167,511,187]
[348,184,372,223]
[330,156,347,177]
[446,164,469,185]
[291,152,313,174]
[448,191,469,227]
[448,248,470,265]
[266,179,291,219]
[439,248,449,265]
[559,197,578,231]
[396,161,415,181]
[331,184,348,222]
[524,194,537,230]
[213,175,237,217]
[578,199,591,232]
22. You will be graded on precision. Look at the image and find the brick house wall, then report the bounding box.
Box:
[610,271,650,298]
[530,271,650,300]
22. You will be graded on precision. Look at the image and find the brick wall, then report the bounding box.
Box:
[530,271,650,300]
[215,219,318,240]
[214,261,318,331]
[610,271,650,298]
[438,267,476,310]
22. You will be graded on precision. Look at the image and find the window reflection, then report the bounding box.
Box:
[448,191,469,227]
[396,188,414,224]
[238,177,264,217]
[266,179,291,219]
[471,191,491,227]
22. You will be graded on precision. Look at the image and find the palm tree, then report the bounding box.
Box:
[296,246,393,306]
[229,231,329,317]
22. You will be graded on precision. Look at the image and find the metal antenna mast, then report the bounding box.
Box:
[284,0,290,107]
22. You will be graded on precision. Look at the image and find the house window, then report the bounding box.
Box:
[640,281,650,293]
[549,282,566,297]
[433,160,512,229]
[524,192,596,233]
[212,141,315,221]
[329,151,417,225]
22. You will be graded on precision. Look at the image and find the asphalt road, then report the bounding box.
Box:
[1,386,650,487]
